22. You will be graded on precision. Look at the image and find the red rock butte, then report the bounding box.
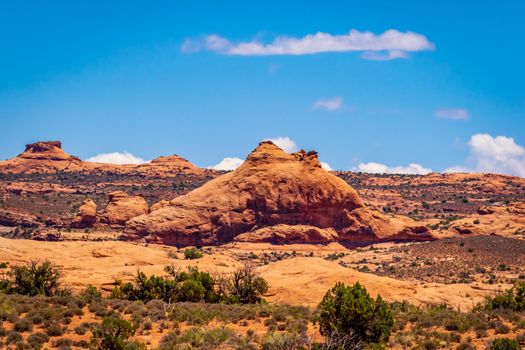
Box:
[123,141,433,246]
[0,140,204,175]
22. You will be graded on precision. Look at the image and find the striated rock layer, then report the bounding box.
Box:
[124,141,433,246]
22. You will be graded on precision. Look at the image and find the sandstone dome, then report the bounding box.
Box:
[123,141,433,246]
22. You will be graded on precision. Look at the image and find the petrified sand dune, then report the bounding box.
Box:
[124,141,433,246]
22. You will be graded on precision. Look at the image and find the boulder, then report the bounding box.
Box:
[72,199,97,228]
[100,191,149,226]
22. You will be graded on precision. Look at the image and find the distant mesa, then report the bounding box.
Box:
[123,141,433,246]
[0,140,83,173]
[21,141,79,161]
[0,140,204,175]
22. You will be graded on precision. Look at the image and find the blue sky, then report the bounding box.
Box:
[1,1,524,175]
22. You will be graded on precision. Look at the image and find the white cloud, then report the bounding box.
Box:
[182,29,434,60]
[446,134,525,176]
[313,97,343,111]
[208,157,244,171]
[321,162,333,171]
[354,162,432,175]
[361,50,408,61]
[434,108,469,120]
[264,136,298,153]
[443,165,470,173]
[85,152,147,165]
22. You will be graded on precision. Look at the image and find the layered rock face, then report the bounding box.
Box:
[100,191,149,226]
[72,199,97,228]
[124,141,432,246]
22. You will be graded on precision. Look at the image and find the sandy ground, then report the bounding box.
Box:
[0,238,508,311]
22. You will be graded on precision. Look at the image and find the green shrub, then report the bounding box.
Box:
[184,248,203,260]
[261,331,308,350]
[53,337,73,349]
[0,260,62,297]
[317,282,393,346]
[90,315,139,350]
[28,332,50,347]
[79,285,101,303]
[75,324,88,335]
[489,338,520,350]
[480,282,525,311]
[6,330,23,344]
[111,266,219,304]
[158,326,237,349]
[45,322,64,336]
[217,265,268,304]
[14,318,33,332]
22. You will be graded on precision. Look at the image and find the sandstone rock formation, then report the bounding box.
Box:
[234,225,338,244]
[447,202,525,236]
[0,209,41,228]
[124,141,432,246]
[100,191,149,226]
[0,140,206,176]
[72,199,97,228]
[136,155,202,175]
[0,141,83,173]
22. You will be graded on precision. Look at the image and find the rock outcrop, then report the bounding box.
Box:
[100,191,149,226]
[234,225,338,244]
[124,141,432,246]
[0,140,206,176]
[72,199,97,228]
[448,202,525,237]
[0,141,83,173]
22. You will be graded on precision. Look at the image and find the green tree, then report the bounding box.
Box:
[317,282,393,347]
[0,260,62,296]
[90,315,144,350]
[218,264,268,304]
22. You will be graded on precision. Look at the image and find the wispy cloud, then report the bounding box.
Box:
[208,157,244,171]
[434,108,469,120]
[445,134,525,176]
[85,151,147,165]
[182,29,434,60]
[312,97,343,111]
[354,162,432,175]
